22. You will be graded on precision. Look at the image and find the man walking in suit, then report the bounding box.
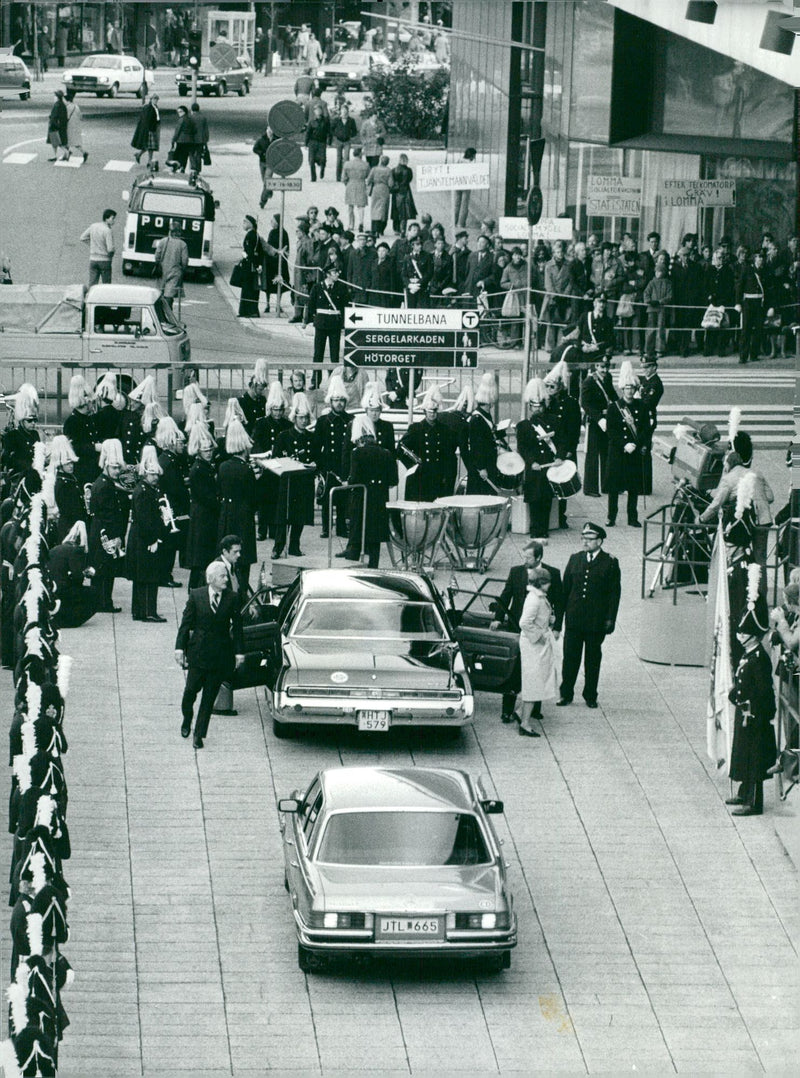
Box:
[558,522,621,709]
[175,562,244,748]
[492,540,563,724]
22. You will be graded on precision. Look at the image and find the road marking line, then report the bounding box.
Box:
[3,152,37,165]
[104,160,134,172]
[2,136,45,156]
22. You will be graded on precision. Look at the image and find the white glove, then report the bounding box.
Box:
[598,418,607,432]
[624,442,636,454]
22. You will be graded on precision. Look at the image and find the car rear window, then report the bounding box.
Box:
[140,192,204,216]
[292,599,446,640]
[316,811,491,866]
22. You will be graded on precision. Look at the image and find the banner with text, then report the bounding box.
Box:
[415,162,492,193]
[586,176,642,217]
[499,217,574,241]
[659,179,736,208]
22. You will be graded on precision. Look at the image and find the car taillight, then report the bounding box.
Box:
[128,233,135,247]
[203,239,210,254]
[313,912,370,929]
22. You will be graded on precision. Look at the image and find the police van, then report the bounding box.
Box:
[121,173,218,280]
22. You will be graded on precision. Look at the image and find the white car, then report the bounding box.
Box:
[63,54,151,98]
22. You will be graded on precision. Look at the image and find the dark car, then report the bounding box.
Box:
[230,568,519,739]
[176,54,253,96]
[279,766,517,972]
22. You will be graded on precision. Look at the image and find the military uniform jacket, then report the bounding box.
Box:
[186,457,219,571]
[1,426,41,478]
[63,408,99,485]
[306,278,350,326]
[314,410,353,477]
[465,409,499,495]
[118,409,145,470]
[158,449,190,519]
[637,373,664,420]
[127,480,166,584]
[545,392,581,460]
[516,417,557,504]
[87,473,129,568]
[728,643,777,785]
[399,419,459,502]
[605,397,654,496]
[217,456,257,565]
[348,442,398,543]
[239,392,266,436]
[562,548,621,635]
[252,415,291,456]
[54,472,85,541]
[342,418,395,476]
[273,428,317,526]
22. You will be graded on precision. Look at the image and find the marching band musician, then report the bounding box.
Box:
[217,397,249,465]
[605,361,653,528]
[182,381,214,440]
[2,384,42,486]
[118,375,158,470]
[155,417,190,588]
[314,372,353,540]
[128,445,169,623]
[543,360,581,530]
[580,354,617,497]
[398,386,459,502]
[63,374,99,486]
[93,372,123,442]
[217,418,257,593]
[87,438,129,614]
[439,385,473,496]
[50,521,95,629]
[465,372,502,496]
[341,380,397,478]
[238,359,268,436]
[140,399,165,454]
[186,423,219,590]
[272,392,318,559]
[337,414,398,567]
[49,435,84,541]
[517,378,560,540]
[252,382,291,542]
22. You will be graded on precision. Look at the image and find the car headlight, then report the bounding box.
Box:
[317,68,325,76]
[63,74,72,82]
[348,71,358,79]
[99,75,109,83]
[454,912,509,930]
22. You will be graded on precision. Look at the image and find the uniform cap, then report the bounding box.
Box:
[582,521,606,540]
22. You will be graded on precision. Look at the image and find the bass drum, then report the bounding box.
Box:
[387,501,449,570]
[436,494,510,573]
[495,451,525,492]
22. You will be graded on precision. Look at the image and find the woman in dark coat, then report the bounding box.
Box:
[272,393,317,559]
[604,366,653,528]
[252,383,291,541]
[368,243,399,307]
[51,522,95,629]
[580,357,617,497]
[47,90,68,161]
[50,435,85,541]
[186,424,219,589]
[390,153,417,236]
[217,418,258,591]
[262,214,290,313]
[131,93,161,167]
[727,607,777,816]
[169,104,195,172]
[127,446,167,622]
[237,215,262,318]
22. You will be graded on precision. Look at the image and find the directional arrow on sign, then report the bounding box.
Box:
[348,311,364,324]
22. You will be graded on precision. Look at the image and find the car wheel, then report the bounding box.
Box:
[485,951,511,974]
[136,83,146,99]
[108,83,118,98]
[178,85,188,97]
[298,944,318,974]
[20,91,30,101]
[237,83,246,97]
[272,717,292,739]
[96,91,105,98]
[122,262,133,276]
[244,80,250,95]
[216,81,225,97]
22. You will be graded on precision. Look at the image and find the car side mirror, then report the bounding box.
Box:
[121,190,129,202]
[481,799,504,814]
[278,798,300,813]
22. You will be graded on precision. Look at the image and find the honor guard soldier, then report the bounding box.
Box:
[517,378,559,539]
[439,385,473,496]
[2,384,42,487]
[543,360,581,529]
[558,521,621,709]
[305,264,350,387]
[87,439,129,614]
[238,359,268,435]
[252,382,291,541]
[637,355,664,426]
[580,354,617,497]
[118,375,158,471]
[605,361,654,528]
[465,373,501,496]
[338,414,398,566]
[342,381,397,478]
[128,445,169,622]
[272,393,317,558]
[399,387,459,502]
[155,417,190,585]
[314,372,353,539]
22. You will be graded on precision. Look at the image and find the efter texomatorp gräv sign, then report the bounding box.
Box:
[344,308,480,368]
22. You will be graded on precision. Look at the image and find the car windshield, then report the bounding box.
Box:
[316,811,491,866]
[81,55,122,69]
[140,192,203,216]
[331,51,365,66]
[291,599,446,640]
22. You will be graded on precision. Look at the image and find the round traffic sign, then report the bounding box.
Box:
[526,185,543,227]
[268,99,306,138]
[263,137,303,177]
[461,310,479,330]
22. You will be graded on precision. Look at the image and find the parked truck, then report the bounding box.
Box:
[0,283,191,366]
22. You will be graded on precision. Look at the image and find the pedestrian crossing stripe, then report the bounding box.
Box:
[54,157,83,168]
[2,152,37,165]
[104,160,134,172]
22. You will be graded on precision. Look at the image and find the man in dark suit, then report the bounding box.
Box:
[493,539,563,724]
[174,561,244,748]
[558,522,621,709]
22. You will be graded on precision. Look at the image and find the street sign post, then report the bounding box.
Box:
[261,106,305,318]
[343,307,480,369]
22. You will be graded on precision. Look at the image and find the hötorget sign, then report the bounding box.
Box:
[345,348,478,369]
[415,162,491,193]
[658,179,736,208]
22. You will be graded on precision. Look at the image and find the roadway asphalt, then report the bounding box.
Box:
[1,64,797,1077]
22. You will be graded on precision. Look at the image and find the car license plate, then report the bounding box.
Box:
[378,917,442,938]
[357,710,390,732]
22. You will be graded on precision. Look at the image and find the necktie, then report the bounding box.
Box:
[211,593,219,614]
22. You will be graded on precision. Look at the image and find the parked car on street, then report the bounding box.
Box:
[316,48,390,90]
[0,53,31,100]
[279,766,517,972]
[176,54,253,96]
[62,53,151,97]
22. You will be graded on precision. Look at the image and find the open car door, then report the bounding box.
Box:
[231,586,282,690]
[446,579,519,694]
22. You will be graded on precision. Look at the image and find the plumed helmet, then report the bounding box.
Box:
[154,416,182,451]
[98,439,125,470]
[266,381,287,410]
[617,359,638,389]
[225,418,252,456]
[523,377,546,405]
[180,380,207,409]
[128,374,159,406]
[544,359,569,388]
[223,397,246,429]
[451,385,474,413]
[67,374,91,410]
[351,413,375,442]
[47,435,78,472]
[474,371,497,406]
[325,372,348,404]
[288,392,312,421]
[14,383,39,423]
[421,386,442,411]
[361,381,383,410]
[141,401,165,434]
[138,444,162,477]
[187,422,215,457]
[94,372,118,403]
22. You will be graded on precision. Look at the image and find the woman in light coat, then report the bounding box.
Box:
[342,146,370,232]
[517,566,558,737]
[65,96,86,162]
[366,154,392,236]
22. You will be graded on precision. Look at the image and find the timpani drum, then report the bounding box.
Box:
[546,460,582,499]
[435,494,510,573]
[387,501,449,570]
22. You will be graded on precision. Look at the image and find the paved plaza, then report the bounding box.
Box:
[1,450,796,1076]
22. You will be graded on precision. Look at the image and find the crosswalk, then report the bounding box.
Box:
[2,151,133,171]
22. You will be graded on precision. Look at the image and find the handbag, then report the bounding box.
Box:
[501,289,521,318]
[202,145,212,167]
[616,293,634,320]
[701,304,727,330]
[230,259,248,289]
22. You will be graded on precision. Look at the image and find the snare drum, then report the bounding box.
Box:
[436,494,510,572]
[546,460,582,499]
[387,501,449,569]
[496,451,525,492]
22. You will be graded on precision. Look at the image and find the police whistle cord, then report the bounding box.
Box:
[1,487,73,1075]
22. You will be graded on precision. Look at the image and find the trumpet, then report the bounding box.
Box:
[83,483,93,516]
[158,493,179,534]
[100,529,125,558]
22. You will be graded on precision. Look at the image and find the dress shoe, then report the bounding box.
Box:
[288,316,303,323]
[83,152,88,163]
[320,530,329,539]
[518,725,540,738]
[272,548,284,559]
[145,614,168,623]
[287,547,303,557]
[556,697,572,707]
[335,550,358,560]
[766,760,784,776]
[606,519,616,527]
[628,519,642,528]
[585,700,598,709]
[181,722,191,738]
[193,737,204,749]
[164,579,182,589]
[101,605,122,613]
[132,615,145,622]
[725,796,746,806]
[212,708,238,716]
[731,806,761,816]
[257,531,267,542]
[558,520,569,530]
[501,712,520,725]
